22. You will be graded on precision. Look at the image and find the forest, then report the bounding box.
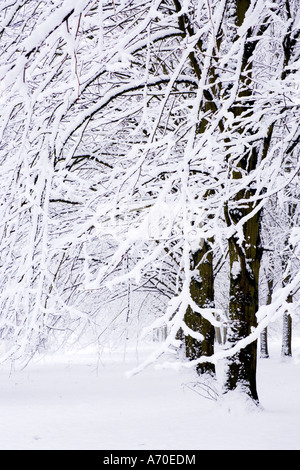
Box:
[0,0,299,424]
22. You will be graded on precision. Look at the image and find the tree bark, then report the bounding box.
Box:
[222,0,266,403]
[281,312,292,357]
[260,327,269,359]
[281,269,293,358]
[260,277,273,358]
[224,198,262,402]
[184,240,215,376]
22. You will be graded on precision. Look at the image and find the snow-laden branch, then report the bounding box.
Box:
[0,0,298,367]
[127,268,300,376]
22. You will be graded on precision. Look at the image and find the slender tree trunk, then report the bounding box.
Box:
[184,240,215,376]
[260,277,273,358]
[281,199,296,358]
[260,328,269,359]
[281,312,292,357]
[281,271,293,358]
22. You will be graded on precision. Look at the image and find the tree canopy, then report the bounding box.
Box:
[0,0,299,403]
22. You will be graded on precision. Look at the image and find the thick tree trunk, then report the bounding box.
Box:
[224,201,262,402]
[222,0,266,403]
[184,240,215,376]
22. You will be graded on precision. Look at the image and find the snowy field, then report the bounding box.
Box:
[0,341,300,450]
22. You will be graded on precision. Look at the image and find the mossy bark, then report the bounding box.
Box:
[223,0,263,402]
[184,241,215,376]
[225,199,262,401]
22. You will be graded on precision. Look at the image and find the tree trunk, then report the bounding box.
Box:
[224,202,262,402]
[222,0,267,403]
[281,312,292,357]
[281,202,296,358]
[260,328,269,359]
[184,240,215,376]
[260,277,273,358]
[281,275,293,358]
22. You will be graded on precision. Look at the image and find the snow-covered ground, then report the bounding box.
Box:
[0,340,300,450]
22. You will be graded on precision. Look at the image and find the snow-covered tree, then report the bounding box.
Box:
[0,0,299,405]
